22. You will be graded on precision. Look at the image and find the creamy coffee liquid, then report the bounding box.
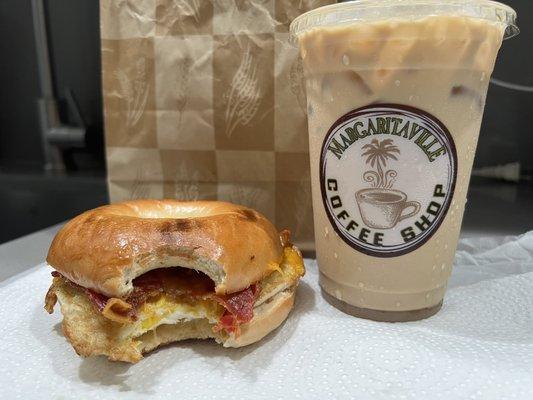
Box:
[295,14,511,318]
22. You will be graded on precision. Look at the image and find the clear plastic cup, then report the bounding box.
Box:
[290,0,518,321]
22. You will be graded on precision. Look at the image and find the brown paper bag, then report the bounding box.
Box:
[100,0,336,251]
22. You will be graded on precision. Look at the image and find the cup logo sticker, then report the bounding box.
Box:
[320,104,457,257]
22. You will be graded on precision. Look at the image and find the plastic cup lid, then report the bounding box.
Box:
[290,0,518,41]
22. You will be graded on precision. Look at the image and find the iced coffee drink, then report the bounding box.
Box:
[290,1,518,321]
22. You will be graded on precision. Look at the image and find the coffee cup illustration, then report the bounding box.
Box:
[355,139,421,229]
[356,188,420,229]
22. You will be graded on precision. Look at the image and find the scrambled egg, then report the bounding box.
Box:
[138,296,222,332]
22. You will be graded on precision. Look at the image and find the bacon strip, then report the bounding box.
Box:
[52,271,112,314]
[212,284,261,334]
[50,271,261,335]
[84,289,109,312]
[102,298,134,323]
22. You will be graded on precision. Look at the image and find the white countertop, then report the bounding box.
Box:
[0,223,62,282]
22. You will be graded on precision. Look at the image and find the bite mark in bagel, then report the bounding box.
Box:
[44,200,305,363]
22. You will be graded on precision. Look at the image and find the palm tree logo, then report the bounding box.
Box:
[361,139,399,189]
[356,138,420,230]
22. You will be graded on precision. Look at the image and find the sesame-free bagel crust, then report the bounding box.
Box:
[47,200,283,297]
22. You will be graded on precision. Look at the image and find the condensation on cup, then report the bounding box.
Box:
[290,0,518,321]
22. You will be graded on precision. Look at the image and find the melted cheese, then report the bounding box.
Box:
[260,246,305,298]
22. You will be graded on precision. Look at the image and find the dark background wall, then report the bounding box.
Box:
[0,0,103,170]
[46,0,104,167]
[0,0,44,168]
[0,0,106,242]
[481,0,533,168]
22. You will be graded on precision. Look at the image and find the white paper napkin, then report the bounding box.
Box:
[1,234,533,399]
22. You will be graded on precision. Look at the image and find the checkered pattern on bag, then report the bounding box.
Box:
[100,0,336,251]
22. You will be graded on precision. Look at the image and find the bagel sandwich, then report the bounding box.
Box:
[44,200,304,363]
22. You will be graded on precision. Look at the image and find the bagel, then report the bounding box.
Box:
[47,200,284,297]
[44,200,305,362]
